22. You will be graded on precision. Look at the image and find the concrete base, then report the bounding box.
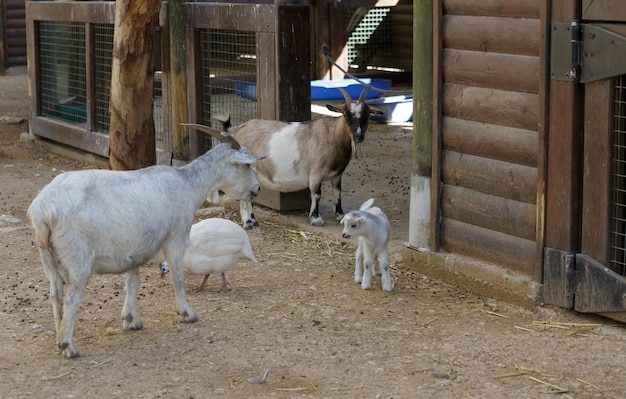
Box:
[402,245,540,308]
[254,188,310,211]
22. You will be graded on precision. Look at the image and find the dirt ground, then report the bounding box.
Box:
[1,67,626,399]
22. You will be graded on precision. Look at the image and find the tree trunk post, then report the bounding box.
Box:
[108,0,161,170]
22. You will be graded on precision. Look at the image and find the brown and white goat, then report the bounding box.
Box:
[215,86,382,229]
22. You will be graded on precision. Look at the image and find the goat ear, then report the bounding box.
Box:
[231,151,265,165]
[368,105,384,116]
[326,104,345,114]
[360,198,375,210]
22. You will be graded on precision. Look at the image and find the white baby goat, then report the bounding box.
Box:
[340,198,392,292]
[28,130,263,358]
[211,86,382,229]
[160,217,258,292]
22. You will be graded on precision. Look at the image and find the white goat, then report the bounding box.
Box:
[27,130,263,358]
[160,217,258,292]
[340,198,392,292]
[212,86,382,229]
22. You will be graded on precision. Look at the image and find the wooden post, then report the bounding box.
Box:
[0,1,5,75]
[408,0,434,250]
[276,5,310,122]
[168,0,190,164]
[108,0,161,170]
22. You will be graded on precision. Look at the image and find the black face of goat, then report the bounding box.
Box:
[326,86,382,144]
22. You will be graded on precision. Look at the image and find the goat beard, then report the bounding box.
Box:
[352,140,364,160]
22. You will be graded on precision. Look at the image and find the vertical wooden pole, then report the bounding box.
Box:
[168,0,189,164]
[545,0,583,252]
[108,0,160,170]
[0,1,6,75]
[276,5,310,122]
[408,0,433,250]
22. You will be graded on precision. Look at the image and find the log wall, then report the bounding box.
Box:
[436,0,541,277]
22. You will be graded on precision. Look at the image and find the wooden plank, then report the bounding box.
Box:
[442,150,537,204]
[276,5,310,122]
[443,83,539,131]
[257,32,276,120]
[442,117,538,167]
[313,0,331,79]
[442,184,537,241]
[582,0,626,22]
[184,3,275,33]
[443,0,539,18]
[168,0,190,163]
[31,117,109,157]
[185,26,202,159]
[441,217,536,276]
[535,0,550,282]
[443,49,539,94]
[443,15,540,57]
[581,79,613,267]
[26,2,116,24]
[431,0,444,251]
[544,0,583,252]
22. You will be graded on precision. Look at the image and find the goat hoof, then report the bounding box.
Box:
[244,220,256,230]
[310,217,325,226]
[181,311,199,323]
[60,342,80,358]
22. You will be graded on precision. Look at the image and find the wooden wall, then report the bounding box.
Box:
[435,0,541,277]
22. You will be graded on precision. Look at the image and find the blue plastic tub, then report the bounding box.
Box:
[235,78,391,102]
[310,78,390,101]
[367,95,413,123]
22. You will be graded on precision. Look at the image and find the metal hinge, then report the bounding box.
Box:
[551,21,626,83]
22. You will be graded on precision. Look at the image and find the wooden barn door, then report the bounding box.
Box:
[546,0,626,322]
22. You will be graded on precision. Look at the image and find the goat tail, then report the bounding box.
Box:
[27,201,55,251]
[359,198,375,211]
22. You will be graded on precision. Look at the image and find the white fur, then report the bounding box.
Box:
[28,142,262,358]
[340,198,392,292]
[160,218,257,291]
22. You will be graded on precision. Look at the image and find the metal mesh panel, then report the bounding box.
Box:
[39,22,87,124]
[200,29,257,151]
[610,75,626,276]
[91,24,164,147]
[347,7,392,72]
[94,24,113,134]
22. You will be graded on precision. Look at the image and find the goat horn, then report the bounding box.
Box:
[336,87,354,104]
[358,85,370,103]
[181,123,241,150]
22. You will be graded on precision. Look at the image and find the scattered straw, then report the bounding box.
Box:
[276,387,309,392]
[329,384,366,391]
[577,378,617,399]
[42,368,74,381]
[88,359,112,369]
[528,376,569,393]
[492,371,527,379]
[473,308,509,319]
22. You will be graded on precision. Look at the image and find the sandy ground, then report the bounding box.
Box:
[1,67,626,399]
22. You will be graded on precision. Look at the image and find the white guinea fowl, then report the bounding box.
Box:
[160,218,257,291]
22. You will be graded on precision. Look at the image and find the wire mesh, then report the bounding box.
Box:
[610,74,626,276]
[199,29,257,152]
[39,21,87,125]
[347,7,392,73]
[94,24,113,134]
